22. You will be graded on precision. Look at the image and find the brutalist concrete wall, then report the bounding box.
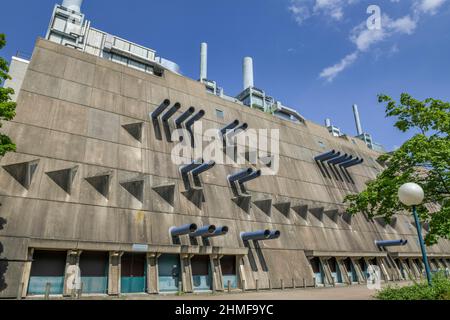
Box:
[0,39,449,297]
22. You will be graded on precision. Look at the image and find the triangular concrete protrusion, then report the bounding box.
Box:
[85,171,112,199]
[152,183,176,206]
[273,201,291,216]
[182,187,204,209]
[122,122,143,141]
[46,166,78,194]
[120,179,144,202]
[310,207,324,221]
[374,217,388,228]
[342,212,353,225]
[232,194,252,213]
[253,198,272,216]
[324,209,339,223]
[390,217,398,227]
[292,204,308,220]
[2,159,40,189]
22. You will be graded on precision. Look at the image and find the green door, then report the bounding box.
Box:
[28,250,66,295]
[158,254,180,292]
[79,251,108,294]
[121,253,146,293]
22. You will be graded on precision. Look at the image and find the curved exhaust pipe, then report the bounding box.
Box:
[329,154,352,165]
[180,158,203,175]
[171,223,198,237]
[220,120,240,136]
[340,157,359,167]
[190,225,216,237]
[238,169,261,185]
[185,110,206,131]
[161,103,181,122]
[225,123,248,140]
[341,158,364,168]
[206,226,229,238]
[375,239,408,247]
[314,150,339,162]
[191,160,215,176]
[175,107,195,127]
[241,229,280,241]
[151,99,171,119]
[228,168,253,183]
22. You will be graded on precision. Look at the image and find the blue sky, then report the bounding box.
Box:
[1,0,450,151]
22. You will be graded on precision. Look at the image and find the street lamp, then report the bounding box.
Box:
[398,182,432,286]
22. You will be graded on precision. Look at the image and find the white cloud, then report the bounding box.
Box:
[416,0,447,14]
[319,51,358,81]
[288,0,357,24]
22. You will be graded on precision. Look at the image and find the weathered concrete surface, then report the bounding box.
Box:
[0,39,449,298]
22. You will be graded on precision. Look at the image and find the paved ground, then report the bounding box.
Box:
[39,281,411,300]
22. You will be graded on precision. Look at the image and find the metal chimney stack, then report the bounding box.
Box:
[62,0,83,13]
[352,104,363,136]
[243,57,254,90]
[200,42,207,81]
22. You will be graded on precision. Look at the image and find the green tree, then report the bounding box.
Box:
[344,93,450,245]
[0,33,16,156]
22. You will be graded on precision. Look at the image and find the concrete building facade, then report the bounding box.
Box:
[0,2,449,299]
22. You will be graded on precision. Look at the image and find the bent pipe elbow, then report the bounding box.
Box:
[220,120,240,135]
[175,107,195,126]
[375,239,408,247]
[171,223,198,237]
[342,158,364,168]
[180,158,203,175]
[268,230,281,240]
[189,225,216,237]
[327,153,349,165]
[238,170,261,184]
[314,150,337,162]
[185,110,206,130]
[161,103,181,122]
[151,99,171,119]
[225,123,249,140]
[241,229,279,241]
[191,160,215,176]
[228,168,253,183]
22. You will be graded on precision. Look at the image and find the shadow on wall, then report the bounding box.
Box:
[0,216,8,293]
[244,240,269,272]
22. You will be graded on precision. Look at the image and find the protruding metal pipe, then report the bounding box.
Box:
[180,158,203,175]
[175,107,195,127]
[185,110,205,131]
[190,225,216,237]
[328,154,352,165]
[238,169,261,185]
[375,239,408,247]
[191,160,215,176]
[171,223,198,237]
[161,103,181,122]
[205,226,229,238]
[220,120,240,135]
[241,229,273,241]
[268,230,281,240]
[225,123,248,140]
[228,168,253,183]
[339,157,359,167]
[314,150,340,162]
[151,99,171,119]
[341,158,364,168]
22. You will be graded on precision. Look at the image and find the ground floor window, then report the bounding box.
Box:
[121,253,146,293]
[220,255,237,289]
[158,254,180,292]
[28,250,66,295]
[191,255,212,291]
[79,251,108,294]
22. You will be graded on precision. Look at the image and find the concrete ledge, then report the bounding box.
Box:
[305,250,387,258]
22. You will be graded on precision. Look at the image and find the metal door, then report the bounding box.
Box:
[79,251,108,294]
[28,251,66,295]
[121,253,146,293]
[191,255,212,291]
[220,255,237,289]
[158,254,180,292]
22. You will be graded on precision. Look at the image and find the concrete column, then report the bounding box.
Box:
[180,253,193,293]
[399,259,411,280]
[350,258,365,284]
[408,258,421,279]
[147,253,160,294]
[19,248,34,298]
[210,254,224,292]
[319,257,333,286]
[237,255,246,290]
[336,258,350,285]
[108,251,122,296]
[376,257,390,282]
[63,250,81,296]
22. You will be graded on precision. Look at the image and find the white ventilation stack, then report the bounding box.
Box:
[243,57,254,90]
[62,0,83,13]
[325,118,331,127]
[200,42,208,81]
[352,104,363,136]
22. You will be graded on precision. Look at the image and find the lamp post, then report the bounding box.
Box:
[398,182,432,286]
